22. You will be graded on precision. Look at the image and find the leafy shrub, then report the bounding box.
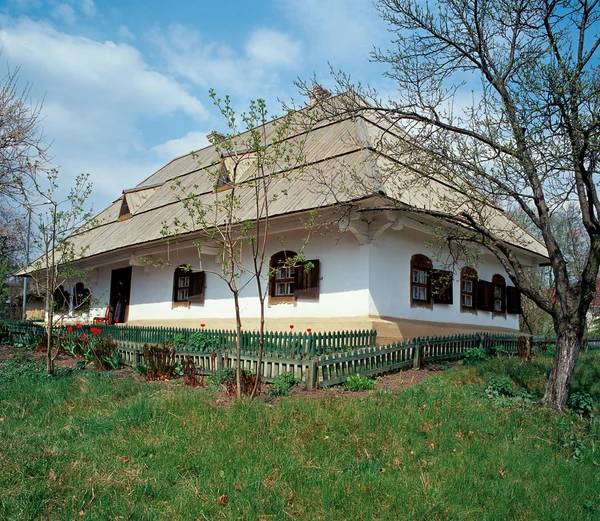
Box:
[268,372,299,397]
[86,337,121,370]
[213,367,260,396]
[172,331,218,351]
[188,331,219,351]
[463,347,488,366]
[345,374,376,391]
[567,391,595,417]
[487,344,505,357]
[139,343,176,380]
[0,322,9,344]
[181,357,204,387]
[484,376,514,398]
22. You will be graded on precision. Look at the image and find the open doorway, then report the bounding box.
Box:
[110,267,132,324]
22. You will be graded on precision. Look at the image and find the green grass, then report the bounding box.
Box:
[1,353,599,520]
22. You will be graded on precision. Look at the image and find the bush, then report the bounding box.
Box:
[463,347,487,366]
[487,344,505,357]
[173,331,219,352]
[212,367,260,396]
[139,343,176,380]
[345,374,376,391]
[181,356,204,387]
[484,376,514,398]
[567,391,595,417]
[268,372,299,397]
[88,337,121,370]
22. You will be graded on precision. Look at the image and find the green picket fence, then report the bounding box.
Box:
[318,332,521,387]
[0,320,377,359]
[532,335,600,352]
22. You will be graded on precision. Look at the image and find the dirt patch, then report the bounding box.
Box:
[0,345,82,368]
[286,364,449,400]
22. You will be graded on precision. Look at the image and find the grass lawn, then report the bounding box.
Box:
[1,351,599,520]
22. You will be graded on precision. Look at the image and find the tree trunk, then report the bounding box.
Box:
[250,295,265,399]
[233,291,242,398]
[541,326,583,410]
[46,287,54,375]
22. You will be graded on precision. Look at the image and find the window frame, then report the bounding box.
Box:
[172,266,205,307]
[492,274,506,315]
[460,267,478,313]
[269,251,298,304]
[269,251,321,303]
[73,282,91,313]
[410,254,433,308]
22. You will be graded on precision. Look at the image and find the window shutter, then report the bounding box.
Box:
[294,259,320,298]
[431,270,453,304]
[506,286,521,314]
[477,280,493,311]
[188,271,205,303]
[172,269,180,303]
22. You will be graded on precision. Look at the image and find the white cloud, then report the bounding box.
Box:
[117,24,135,41]
[280,0,385,63]
[245,28,301,67]
[51,3,77,24]
[79,0,96,17]
[0,18,209,207]
[149,23,300,102]
[152,131,209,161]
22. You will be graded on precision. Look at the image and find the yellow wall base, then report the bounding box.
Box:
[127,315,519,344]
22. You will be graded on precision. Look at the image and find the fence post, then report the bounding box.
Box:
[478,332,484,351]
[413,339,422,370]
[307,359,318,390]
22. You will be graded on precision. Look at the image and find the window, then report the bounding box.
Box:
[173,266,205,306]
[275,265,295,296]
[269,251,320,302]
[53,285,70,313]
[506,286,522,314]
[492,274,506,313]
[215,160,232,191]
[117,195,132,222]
[74,282,91,312]
[460,267,477,311]
[410,254,432,306]
[431,269,453,304]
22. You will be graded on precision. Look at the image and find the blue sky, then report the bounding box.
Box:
[0,0,391,211]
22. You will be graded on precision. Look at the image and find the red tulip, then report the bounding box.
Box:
[80,334,87,340]
[201,323,206,328]
[75,323,82,329]
[66,326,73,333]
[289,324,294,329]
[307,328,312,333]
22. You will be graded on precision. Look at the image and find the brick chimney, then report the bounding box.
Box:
[308,84,331,106]
[206,131,226,144]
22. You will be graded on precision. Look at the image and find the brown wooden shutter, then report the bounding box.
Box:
[431,270,453,304]
[294,259,320,298]
[477,280,493,311]
[506,286,521,314]
[188,271,205,303]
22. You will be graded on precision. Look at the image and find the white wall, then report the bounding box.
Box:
[86,230,371,323]
[368,226,520,329]
[83,224,522,330]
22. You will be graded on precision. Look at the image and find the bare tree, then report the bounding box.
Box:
[0,63,50,202]
[312,0,599,409]
[27,170,94,374]
[0,204,26,317]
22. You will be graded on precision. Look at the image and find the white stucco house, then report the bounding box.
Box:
[22,92,548,340]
